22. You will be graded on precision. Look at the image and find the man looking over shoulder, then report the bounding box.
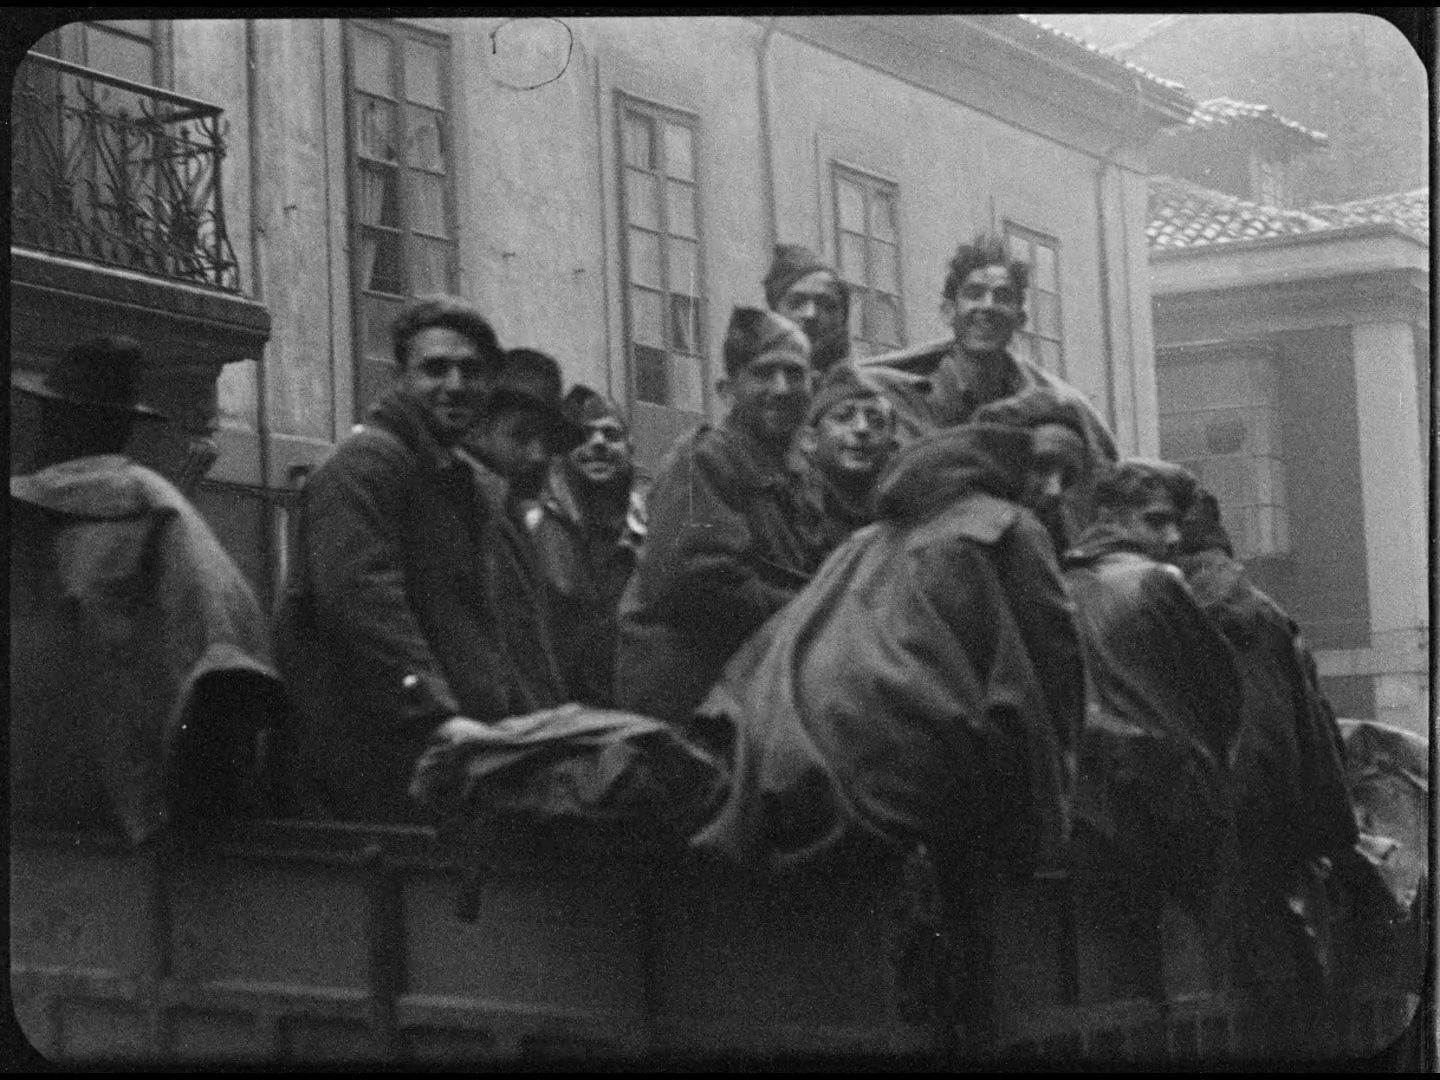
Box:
[616,307,823,724]
[274,296,569,822]
[864,232,1117,462]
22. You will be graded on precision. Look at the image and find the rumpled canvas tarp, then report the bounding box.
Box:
[686,425,1084,877]
[10,456,287,845]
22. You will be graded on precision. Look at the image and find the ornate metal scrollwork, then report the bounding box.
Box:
[11,52,240,292]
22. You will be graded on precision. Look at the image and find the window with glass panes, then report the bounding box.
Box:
[1003,224,1063,373]
[617,97,705,413]
[832,166,904,358]
[34,20,168,85]
[346,20,456,415]
[1157,345,1289,558]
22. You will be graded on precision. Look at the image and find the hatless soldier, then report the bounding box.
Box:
[527,386,648,707]
[616,307,823,724]
[274,297,570,822]
[864,233,1117,461]
[1061,460,1244,992]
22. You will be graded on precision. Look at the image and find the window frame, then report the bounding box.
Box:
[1157,343,1290,559]
[342,18,459,419]
[614,92,709,416]
[829,162,906,359]
[1002,221,1064,377]
[34,19,172,87]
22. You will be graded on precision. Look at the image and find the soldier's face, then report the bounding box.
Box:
[945,264,1024,357]
[804,395,897,482]
[1025,422,1093,551]
[472,406,552,499]
[398,327,496,444]
[723,345,814,447]
[1113,493,1183,562]
[776,272,847,371]
[568,416,632,486]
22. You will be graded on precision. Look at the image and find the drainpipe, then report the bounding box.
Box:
[245,18,276,604]
[756,17,780,253]
[1092,137,1123,441]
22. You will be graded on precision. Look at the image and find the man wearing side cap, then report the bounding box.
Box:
[616,307,824,724]
[274,297,569,822]
[762,243,853,377]
[526,385,648,708]
[11,337,285,844]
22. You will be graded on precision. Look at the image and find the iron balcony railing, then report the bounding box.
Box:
[11,51,240,292]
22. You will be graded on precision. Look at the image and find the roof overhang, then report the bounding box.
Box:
[1150,225,1429,337]
[765,15,1195,163]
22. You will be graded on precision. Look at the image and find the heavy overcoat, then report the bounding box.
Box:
[688,425,1085,877]
[274,390,566,822]
[11,456,285,844]
[526,462,646,707]
[614,418,822,724]
[1062,528,1243,909]
[861,337,1118,462]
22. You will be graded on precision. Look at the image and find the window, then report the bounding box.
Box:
[617,97,705,413]
[345,20,457,414]
[832,166,904,358]
[34,20,168,86]
[1004,224,1063,374]
[1158,345,1288,558]
[1252,156,1288,208]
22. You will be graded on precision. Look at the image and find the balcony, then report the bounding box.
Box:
[11,50,240,290]
[10,50,270,489]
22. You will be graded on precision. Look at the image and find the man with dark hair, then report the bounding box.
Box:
[864,233,1117,460]
[1061,460,1243,958]
[616,307,823,723]
[1175,488,1357,994]
[762,243,852,376]
[11,337,285,843]
[798,364,899,554]
[527,385,648,707]
[274,295,569,822]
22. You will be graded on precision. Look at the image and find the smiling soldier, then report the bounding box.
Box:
[525,385,649,707]
[615,307,824,723]
[864,233,1118,462]
[274,296,568,822]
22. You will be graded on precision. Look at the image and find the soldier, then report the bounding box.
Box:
[615,307,822,723]
[527,386,648,707]
[11,337,284,843]
[864,232,1117,461]
[274,296,569,822]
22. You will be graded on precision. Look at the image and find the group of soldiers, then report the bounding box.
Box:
[9,231,1408,1011]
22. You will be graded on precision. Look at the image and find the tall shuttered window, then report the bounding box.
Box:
[616,96,706,414]
[832,165,904,358]
[1004,223,1063,374]
[1158,344,1289,558]
[345,20,457,415]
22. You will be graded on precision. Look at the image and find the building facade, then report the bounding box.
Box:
[1145,110,1429,734]
[11,15,1190,610]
